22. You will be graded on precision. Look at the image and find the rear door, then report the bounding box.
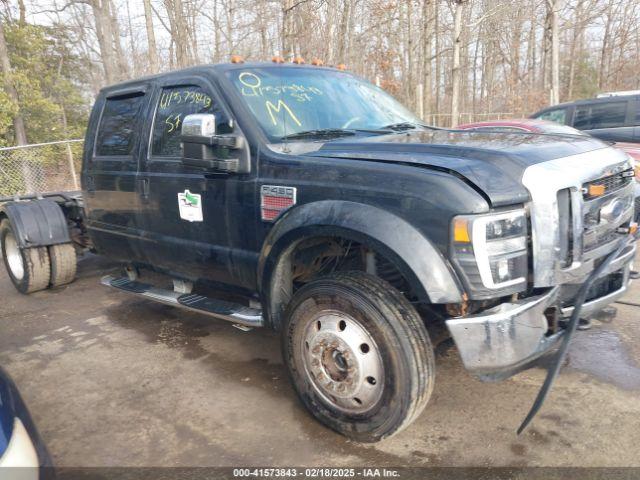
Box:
[572,99,634,142]
[136,76,258,289]
[83,87,150,263]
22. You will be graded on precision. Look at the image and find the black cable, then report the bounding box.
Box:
[517,235,633,435]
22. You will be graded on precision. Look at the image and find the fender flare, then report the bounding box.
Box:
[258,200,463,328]
[0,199,70,248]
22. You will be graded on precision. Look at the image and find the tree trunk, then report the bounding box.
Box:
[549,0,561,105]
[164,0,192,67]
[336,0,351,64]
[421,0,432,121]
[212,0,220,62]
[91,0,117,84]
[566,0,584,99]
[434,0,441,115]
[450,0,466,127]
[109,0,129,78]
[18,0,26,25]
[143,0,159,73]
[598,1,615,89]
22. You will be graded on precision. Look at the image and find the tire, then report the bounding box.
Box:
[49,243,77,287]
[282,271,435,442]
[0,220,51,294]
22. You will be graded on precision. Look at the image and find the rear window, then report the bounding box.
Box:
[96,93,146,156]
[537,108,567,125]
[574,101,627,130]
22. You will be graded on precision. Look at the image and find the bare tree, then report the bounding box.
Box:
[450,0,467,127]
[143,0,159,73]
[163,0,193,67]
[546,0,562,105]
[8,0,640,130]
[89,0,118,83]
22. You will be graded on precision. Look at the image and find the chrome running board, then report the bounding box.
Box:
[100,275,264,328]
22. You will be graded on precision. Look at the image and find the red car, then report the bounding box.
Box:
[457,118,587,136]
[458,118,640,176]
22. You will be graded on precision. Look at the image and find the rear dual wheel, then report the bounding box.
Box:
[1,220,76,294]
[282,271,435,442]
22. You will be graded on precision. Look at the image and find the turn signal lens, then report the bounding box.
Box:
[230,55,244,64]
[588,184,606,197]
[311,58,324,66]
[635,165,640,181]
[453,219,471,243]
[630,223,638,235]
[336,63,347,70]
[292,57,305,64]
[271,56,285,63]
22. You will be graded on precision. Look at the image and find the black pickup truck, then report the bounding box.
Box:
[1,61,637,442]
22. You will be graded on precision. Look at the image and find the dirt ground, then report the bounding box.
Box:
[1,252,640,468]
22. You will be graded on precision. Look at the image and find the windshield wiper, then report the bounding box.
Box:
[381,122,438,132]
[280,128,357,141]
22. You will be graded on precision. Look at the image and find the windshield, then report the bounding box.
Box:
[226,67,423,142]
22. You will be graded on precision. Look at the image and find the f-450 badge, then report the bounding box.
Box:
[261,185,297,221]
[178,189,203,222]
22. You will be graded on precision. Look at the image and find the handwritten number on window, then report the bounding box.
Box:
[165,113,182,133]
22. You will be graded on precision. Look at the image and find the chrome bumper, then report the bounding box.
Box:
[446,240,636,380]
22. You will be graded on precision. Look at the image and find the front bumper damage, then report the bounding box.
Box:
[446,238,636,381]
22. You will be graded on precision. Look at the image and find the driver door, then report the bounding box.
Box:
[137,76,257,289]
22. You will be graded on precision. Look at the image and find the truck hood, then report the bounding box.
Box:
[309,129,611,206]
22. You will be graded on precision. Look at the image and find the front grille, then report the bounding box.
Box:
[582,169,634,200]
[557,188,573,266]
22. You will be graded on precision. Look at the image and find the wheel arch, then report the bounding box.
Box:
[258,200,463,330]
[0,199,70,248]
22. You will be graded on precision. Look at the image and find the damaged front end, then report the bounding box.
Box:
[446,238,636,381]
[444,147,638,431]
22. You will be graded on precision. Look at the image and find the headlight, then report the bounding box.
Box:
[451,209,528,297]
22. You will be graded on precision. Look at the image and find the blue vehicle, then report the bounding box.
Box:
[0,367,52,478]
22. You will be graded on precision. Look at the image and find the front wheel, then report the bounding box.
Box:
[282,271,435,442]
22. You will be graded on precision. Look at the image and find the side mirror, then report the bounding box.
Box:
[182,113,217,137]
[180,114,248,173]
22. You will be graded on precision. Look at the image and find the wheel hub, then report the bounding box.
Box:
[4,232,24,281]
[302,311,383,413]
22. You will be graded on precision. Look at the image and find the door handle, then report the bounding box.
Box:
[140,178,150,199]
[85,176,95,195]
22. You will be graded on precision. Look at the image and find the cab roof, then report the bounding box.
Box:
[99,62,345,96]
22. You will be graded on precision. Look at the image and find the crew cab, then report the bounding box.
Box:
[1,61,637,442]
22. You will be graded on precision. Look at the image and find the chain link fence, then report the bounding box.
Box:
[0,140,83,199]
[425,112,519,128]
